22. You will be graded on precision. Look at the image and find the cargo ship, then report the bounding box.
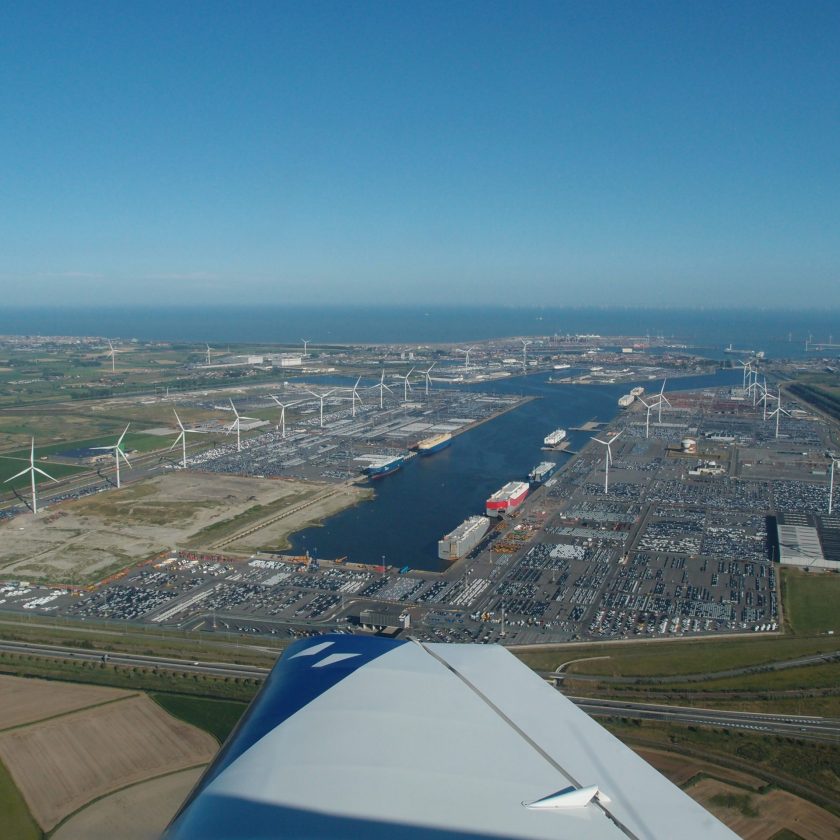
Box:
[529,461,558,484]
[618,394,635,408]
[363,455,405,479]
[543,428,566,447]
[416,432,452,455]
[486,481,529,517]
[438,515,491,561]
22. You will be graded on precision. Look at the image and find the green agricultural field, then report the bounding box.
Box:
[782,568,840,636]
[0,756,42,840]
[515,636,840,678]
[152,693,248,744]
[0,457,87,488]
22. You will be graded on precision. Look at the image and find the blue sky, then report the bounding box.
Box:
[1,1,838,308]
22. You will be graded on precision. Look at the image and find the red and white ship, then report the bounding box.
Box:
[485,481,529,517]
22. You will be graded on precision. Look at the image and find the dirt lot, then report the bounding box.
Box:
[689,777,840,839]
[0,675,130,730]
[52,765,205,840]
[0,694,216,830]
[639,747,840,839]
[0,471,367,581]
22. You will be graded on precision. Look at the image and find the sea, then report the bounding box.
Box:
[1,305,838,361]
[3,304,836,571]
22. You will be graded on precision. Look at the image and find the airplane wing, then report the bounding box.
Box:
[166,634,737,839]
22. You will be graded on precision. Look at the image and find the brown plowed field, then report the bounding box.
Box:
[689,778,840,839]
[52,766,206,840]
[0,694,217,830]
[0,674,130,730]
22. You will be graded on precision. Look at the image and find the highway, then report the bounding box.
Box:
[3,638,839,743]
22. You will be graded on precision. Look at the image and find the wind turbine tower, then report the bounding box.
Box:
[520,339,532,372]
[402,368,415,402]
[4,438,57,514]
[767,389,790,439]
[423,363,436,396]
[305,389,337,428]
[592,431,622,495]
[170,410,205,468]
[107,340,116,373]
[369,371,394,409]
[92,424,132,488]
[226,400,257,451]
[656,379,672,423]
[270,397,300,437]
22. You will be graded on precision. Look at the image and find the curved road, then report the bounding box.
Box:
[3,639,839,743]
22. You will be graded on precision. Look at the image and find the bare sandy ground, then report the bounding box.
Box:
[638,747,840,839]
[0,472,363,581]
[689,777,840,839]
[0,694,217,830]
[52,765,205,840]
[0,675,130,730]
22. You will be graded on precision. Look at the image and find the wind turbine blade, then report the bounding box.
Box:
[121,450,132,468]
[117,424,130,445]
[611,431,624,442]
[33,466,58,482]
[169,432,185,450]
[382,384,394,393]
[592,437,607,445]
[5,467,31,483]
[90,446,113,452]
[660,395,672,406]
[173,409,184,430]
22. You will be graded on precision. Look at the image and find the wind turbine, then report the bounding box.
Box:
[346,377,364,417]
[205,344,212,365]
[401,368,415,402]
[520,339,532,372]
[738,360,752,390]
[423,362,436,396]
[305,389,337,428]
[767,388,790,439]
[225,400,257,451]
[592,431,622,495]
[656,379,672,423]
[269,396,300,437]
[829,456,840,515]
[368,371,394,409]
[4,437,57,514]
[458,346,476,374]
[107,340,116,373]
[92,424,131,489]
[169,410,205,468]
[301,339,310,357]
[637,396,654,439]
[758,377,775,421]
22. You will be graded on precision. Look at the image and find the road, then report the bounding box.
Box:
[550,650,840,684]
[3,638,839,742]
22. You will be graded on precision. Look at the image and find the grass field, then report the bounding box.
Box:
[0,756,42,840]
[515,635,840,678]
[603,718,840,805]
[151,693,248,744]
[782,568,840,636]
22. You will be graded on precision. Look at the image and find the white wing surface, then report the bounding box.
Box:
[166,634,737,839]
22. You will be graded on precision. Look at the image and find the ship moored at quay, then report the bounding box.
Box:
[529,461,558,484]
[363,455,405,479]
[543,428,566,447]
[416,432,452,455]
[485,481,529,517]
[438,515,491,561]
